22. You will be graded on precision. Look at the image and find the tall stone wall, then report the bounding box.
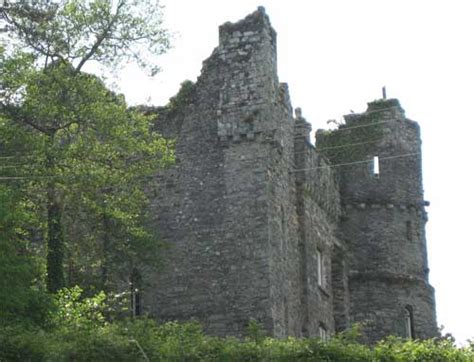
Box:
[293,111,342,336]
[147,7,309,338]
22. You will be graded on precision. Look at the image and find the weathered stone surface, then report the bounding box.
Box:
[142,7,437,343]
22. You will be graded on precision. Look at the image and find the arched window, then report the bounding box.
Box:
[404,305,415,339]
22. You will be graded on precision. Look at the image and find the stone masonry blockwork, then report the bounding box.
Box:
[144,7,438,343]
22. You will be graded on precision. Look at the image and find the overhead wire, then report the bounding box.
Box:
[0,152,421,180]
[317,120,392,132]
[290,152,420,173]
[0,155,39,159]
[0,118,418,179]
[0,176,54,180]
[294,119,406,154]
[294,139,380,154]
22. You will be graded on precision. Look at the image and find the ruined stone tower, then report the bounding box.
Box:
[144,7,438,343]
[316,99,438,341]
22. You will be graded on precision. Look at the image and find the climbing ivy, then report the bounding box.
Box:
[316,113,385,165]
[166,80,195,114]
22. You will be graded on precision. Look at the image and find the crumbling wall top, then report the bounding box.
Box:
[343,98,406,125]
[218,6,275,48]
[367,98,403,112]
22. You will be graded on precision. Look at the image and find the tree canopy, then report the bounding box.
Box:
[0,0,173,296]
[1,0,169,74]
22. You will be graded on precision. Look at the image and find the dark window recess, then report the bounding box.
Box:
[404,306,415,339]
[130,268,142,317]
[132,291,141,316]
[406,221,413,241]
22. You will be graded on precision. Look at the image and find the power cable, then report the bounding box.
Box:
[0,152,421,180]
[290,152,420,173]
[316,120,392,133]
[294,139,380,154]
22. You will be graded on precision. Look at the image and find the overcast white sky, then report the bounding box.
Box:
[118,0,474,344]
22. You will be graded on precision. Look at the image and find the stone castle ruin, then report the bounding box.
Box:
[143,7,438,343]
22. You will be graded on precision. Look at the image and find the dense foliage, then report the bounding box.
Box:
[1,312,473,361]
[0,184,53,327]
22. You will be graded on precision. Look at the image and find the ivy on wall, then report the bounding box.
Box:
[166,80,195,114]
[316,113,384,165]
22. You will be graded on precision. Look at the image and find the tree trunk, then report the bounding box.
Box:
[45,134,65,292]
[46,187,65,292]
[101,211,112,290]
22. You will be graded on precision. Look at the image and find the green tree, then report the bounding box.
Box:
[0,1,172,293]
[0,184,52,326]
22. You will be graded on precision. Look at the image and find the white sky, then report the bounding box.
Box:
[118,0,474,344]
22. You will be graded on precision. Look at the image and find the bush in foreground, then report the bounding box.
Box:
[1,319,473,361]
[1,287,472,361]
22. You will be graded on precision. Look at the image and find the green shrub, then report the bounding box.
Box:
[374,336,474,362]
[0,325,48,361]
[45,325,140,362]
[1,310,473,361]
[52,286,107,329]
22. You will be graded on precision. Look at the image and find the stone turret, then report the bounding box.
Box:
[317,99,438,342]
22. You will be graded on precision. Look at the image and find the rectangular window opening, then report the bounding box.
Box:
[373,156,380,177]
[404,306,415,339]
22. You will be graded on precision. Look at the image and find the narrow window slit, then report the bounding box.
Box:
[404,306,415,339]
[130,268,142,317]
[406,221,413,241]
[373,156,380,177]
[317,249,324,287]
